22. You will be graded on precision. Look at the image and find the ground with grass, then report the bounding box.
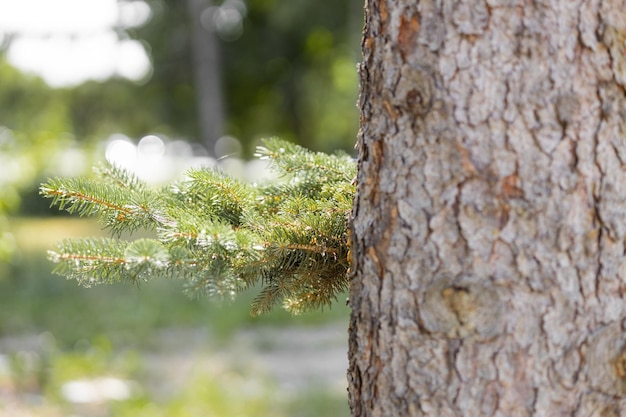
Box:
[0,218,350,416]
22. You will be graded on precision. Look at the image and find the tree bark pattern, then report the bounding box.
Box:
[349,0,626,416]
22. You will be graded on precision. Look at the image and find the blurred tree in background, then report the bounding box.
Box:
[1,0,360,152]
[121,0,361,153]
[219,0,361,152]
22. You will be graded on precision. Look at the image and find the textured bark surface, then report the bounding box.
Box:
[348,0,626,416]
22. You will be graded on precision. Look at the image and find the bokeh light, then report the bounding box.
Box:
[105,134,137,169]
[137,135,165,163]
[215,135,242,159]
[200,0,247,41]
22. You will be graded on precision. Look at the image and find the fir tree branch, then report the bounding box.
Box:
[41,138,355,315]
[255,137,355,183]
[94,161,149,193]
[40,179,134,217]
[40,173,166,235]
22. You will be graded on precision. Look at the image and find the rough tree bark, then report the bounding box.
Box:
[348,0,626,416]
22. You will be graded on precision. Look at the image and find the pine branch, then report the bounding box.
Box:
[255,137,355,183]
[40,138,355,315]
[182,168,255,226]
[49,237,130,286]
[40,163,166,235]
[94,161,149,193]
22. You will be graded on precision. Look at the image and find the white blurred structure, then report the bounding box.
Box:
[104,134,275,184]
[61,377,134,403]
[0,0,152,87]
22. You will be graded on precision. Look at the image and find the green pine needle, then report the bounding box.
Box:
[40,138,355,315]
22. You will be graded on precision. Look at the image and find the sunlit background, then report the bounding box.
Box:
[0,0,360,415]
[0,0,153,87]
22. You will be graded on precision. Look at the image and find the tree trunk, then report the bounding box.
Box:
[348,0,626,416]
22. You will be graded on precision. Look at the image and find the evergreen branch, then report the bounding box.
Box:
[49,237,197,285]
[49,237,129,286]
[40,177,166,234]
[94,161,148,193]
[42,138,356,315]
[176,169,254,226]
[40,178,134,217]
[255,137,356,183]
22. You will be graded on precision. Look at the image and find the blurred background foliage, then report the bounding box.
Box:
[0,0,361,254]
[0,0,359,414]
